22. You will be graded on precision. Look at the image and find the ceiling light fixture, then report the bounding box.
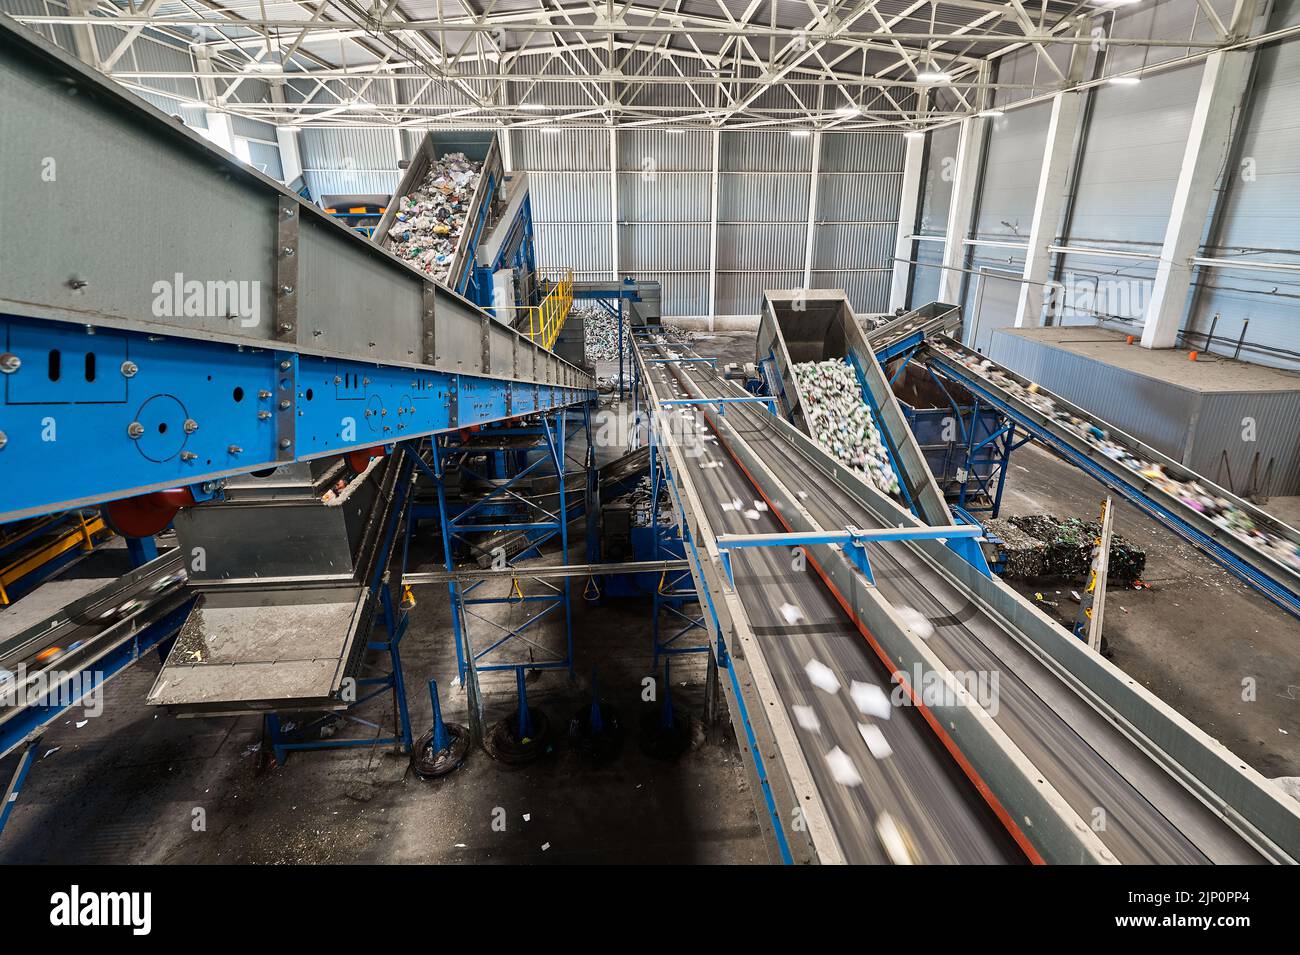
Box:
[916,70,952,84]
[789,129,811,137]
[1108,75,1142,85]
[978,109,1005,117]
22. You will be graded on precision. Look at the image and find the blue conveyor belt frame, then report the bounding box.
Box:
[915,335,1300,620]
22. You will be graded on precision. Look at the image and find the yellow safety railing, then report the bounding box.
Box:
[522,269,574,351]
[0,510,111,605]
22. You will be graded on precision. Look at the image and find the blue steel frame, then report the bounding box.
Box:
[881,344,1025,517]
[640,397,794,863]
[928,352,1300,618]
[461,188,540,313]
[0,313,592,524]
[714,523,991,588]
[645,417,709,665]
[422,405,594,682]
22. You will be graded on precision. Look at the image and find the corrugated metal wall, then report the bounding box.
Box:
[510,126,906,318]
[810,132,905,314]
[715,130,811,317]
[617,129,711,316]
[512,128,612,283]
[299,127,402,200]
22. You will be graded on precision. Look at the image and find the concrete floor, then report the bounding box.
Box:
[0,384,766,865]
[997,442,1299,781]
[2,326,1294,864]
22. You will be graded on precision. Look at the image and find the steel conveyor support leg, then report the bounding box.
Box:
[428,679,450,752]
[381,583,415,754]
[431,439,468,684]
[126,536,158,567]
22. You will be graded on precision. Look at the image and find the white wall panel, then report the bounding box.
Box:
[972,102,1051,241]
[1065,63,1203,250]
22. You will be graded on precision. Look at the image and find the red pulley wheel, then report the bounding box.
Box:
[347,445,387,473]
[103,488,195,538]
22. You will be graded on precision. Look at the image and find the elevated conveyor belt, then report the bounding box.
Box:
[866,301,962,363]
[755,289,952,528]
[634,334,1300,865]
[915,335,1300,619]
[0,14,594,524]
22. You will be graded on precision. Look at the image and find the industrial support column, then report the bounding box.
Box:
[937,116,984,305]
[1013,91,1082,327]
[707,128,721,331]
[1141,0,1260,349]
[1015,23,1090,328]
[801,129,823,290]
[888,130,925,312]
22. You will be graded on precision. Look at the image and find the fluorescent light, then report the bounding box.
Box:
[789,129,811,137]
[903,130,924,139]
[978,109,1005,118]
[1108,75,1142,85]
[835,105,860,117]
[916,71,952,83]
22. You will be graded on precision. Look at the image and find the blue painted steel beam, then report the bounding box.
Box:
[714,524,990,585]
[0,313,594,522]
[874,330,926,364]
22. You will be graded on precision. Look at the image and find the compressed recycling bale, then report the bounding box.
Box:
[385,152,482,283]
[791,359,900,499]
[1008,514,1145,583]
[983,518,1046,578]
[580,305,628,364]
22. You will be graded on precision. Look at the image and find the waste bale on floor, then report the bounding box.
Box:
[1006,514,1146,584]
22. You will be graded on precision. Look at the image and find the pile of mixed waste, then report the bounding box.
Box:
[931,339,1300,573]
[385,152,481,283]
[792,359,900,498]
[984,514,1146,583]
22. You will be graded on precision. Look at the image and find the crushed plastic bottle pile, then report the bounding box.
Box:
[930,339,1300,573]
[580,304,629,363]
[792,359,900,499]
[385,152,481,284]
